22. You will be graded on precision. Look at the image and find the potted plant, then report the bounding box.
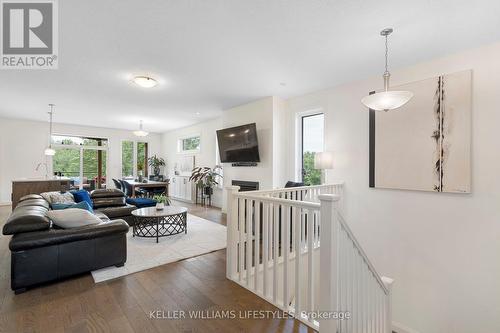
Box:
[189,165,223,196]
[153,194,171,210]
[148,155,166,177]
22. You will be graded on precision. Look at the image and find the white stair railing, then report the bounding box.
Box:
[226,184,393,333]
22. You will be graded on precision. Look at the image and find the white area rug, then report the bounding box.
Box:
[91,213,227,283]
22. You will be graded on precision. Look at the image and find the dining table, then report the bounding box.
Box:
[123,179,170,198]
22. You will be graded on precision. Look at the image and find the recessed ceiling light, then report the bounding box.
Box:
[195,112,200,115]
[132,76,158,88]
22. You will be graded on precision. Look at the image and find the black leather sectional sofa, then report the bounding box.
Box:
[2,189,136,294]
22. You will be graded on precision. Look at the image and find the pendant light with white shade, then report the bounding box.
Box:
[361,28,413,111]
[133,120,149,137]
[44,104,56,156]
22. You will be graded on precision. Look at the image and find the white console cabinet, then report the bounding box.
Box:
[169,176,194,202]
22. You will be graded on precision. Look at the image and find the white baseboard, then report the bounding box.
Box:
[0,202,11,207]
[393,321,421,333]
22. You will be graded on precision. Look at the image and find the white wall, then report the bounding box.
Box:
[272,96,288,188]
[284,42,500,333]
[160,117,224,208]
[0,117,161,203]
[160,97,286,211]
[222,97,275,192]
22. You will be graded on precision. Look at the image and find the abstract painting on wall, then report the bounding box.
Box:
[369,70,472,193]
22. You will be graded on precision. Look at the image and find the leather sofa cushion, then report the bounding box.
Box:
[94,212,111,222]
[92,196,126,209]
[95,204,136,218]
[90,189,125,199]
[19,194,44,202]
[16,198,50,210]
[3,207,50,235]
[9,219,129,251]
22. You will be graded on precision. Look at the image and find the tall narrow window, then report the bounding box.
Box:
[137,142,148,177]
[300,113,324,186]
[122,141,134,177]
[121,141,149,178]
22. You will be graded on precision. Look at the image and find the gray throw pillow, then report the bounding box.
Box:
[40,191,75,204]
[46,208,101,229]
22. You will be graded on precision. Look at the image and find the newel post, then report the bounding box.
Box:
[382,276,394,333]
[318,194,341,333]
[225,185,240,279]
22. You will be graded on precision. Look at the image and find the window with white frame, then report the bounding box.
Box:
[296,112,324,186]
[177,135,201,154]
[121,140,149,178]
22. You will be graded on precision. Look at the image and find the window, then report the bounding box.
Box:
[52,135,108,191]
[178,135,201,153]
[121,141,134,177]
[137,142,148,177]
[121,140,148,178]
[299,113,324,186]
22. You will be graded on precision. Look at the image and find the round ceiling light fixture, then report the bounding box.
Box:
[132,75,158,88]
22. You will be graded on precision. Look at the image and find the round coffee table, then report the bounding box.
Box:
[131,206,188,243]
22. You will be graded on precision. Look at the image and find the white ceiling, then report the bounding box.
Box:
[1,0,500,133]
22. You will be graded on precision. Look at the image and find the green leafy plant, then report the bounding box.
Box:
[148,155,166,176]
[189,165,223,191]
[303,151,321,186]
[152,194,171,205]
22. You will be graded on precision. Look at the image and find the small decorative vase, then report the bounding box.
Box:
[156,202,164,210]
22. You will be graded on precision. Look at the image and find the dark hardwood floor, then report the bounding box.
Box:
[0,202,314,333]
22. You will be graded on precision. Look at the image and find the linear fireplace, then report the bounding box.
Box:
[232,180,259,192]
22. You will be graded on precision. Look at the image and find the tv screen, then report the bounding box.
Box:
[216,123,260,163]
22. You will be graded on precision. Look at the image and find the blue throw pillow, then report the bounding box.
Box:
[71,190,93,208]
[52,201,93,213]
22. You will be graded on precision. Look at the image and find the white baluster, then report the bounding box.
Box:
[357,250,363,333]
[263,202,269,299]
[353,248,359,333]
[283,204,290,309]
[254,199,260,293]
[347,240,353,333]
[273,203,279,303]
[246,199,252,286]
[307,209,314,317]
[294,206,302,318]
[238,198,245,282]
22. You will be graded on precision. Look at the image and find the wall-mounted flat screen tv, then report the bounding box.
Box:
[216,123,260,163]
